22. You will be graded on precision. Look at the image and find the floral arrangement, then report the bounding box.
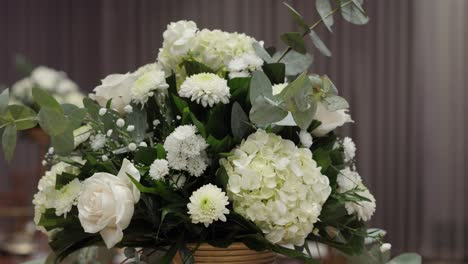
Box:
[9,60,85,109]
[0,1,421,264]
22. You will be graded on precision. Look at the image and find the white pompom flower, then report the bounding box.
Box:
[298,130,313,148]
[342,137,356,162]
[149,159,170,180]
[187,184,229,227]
[179,73,230,107]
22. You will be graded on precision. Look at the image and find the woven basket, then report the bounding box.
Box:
[172,243,276,264]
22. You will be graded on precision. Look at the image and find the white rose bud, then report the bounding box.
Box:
[312,102,353,137]
[90,73,137,114]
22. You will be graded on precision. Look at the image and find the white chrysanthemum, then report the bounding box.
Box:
[149,159,170,180]
[342,137,356,162]
[227,52,263,79]
[90,134,106,151]
[298,130,313,148]
[31,66,63,91]
[337,167,376,221]
[220,130,331,246]
[179,73,230,107]
[54,178,82,216]
[272,83,288,96]
[130,64,169,105]
[163,125,209,176]
[187,184,229,227]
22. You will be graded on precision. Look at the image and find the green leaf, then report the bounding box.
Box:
[207,135,234,154]
[230,102,250,139]
[252,42,273,63]
[387,253,422,264]
[171,94,189,115]
[292,102,317,130]
[83,97,100,120]
[309,30,332,57]
[2,125,17,161]
[279,72,309,100]
[316,0,334,32]
[323,95,349,111]
[0,89,9,114]
[134,147,158,165]
[313,148,332,171]
[215,166,229,189]
[55,172,77,190]
[262,63,285,85]
[189,111,207,138]
[62,104,87,129]
[32,87,62,112]
[6,104,37,130]
[228,77,251,103]
[126,106,147,142]
[183,60,214,76]
[250,96,288,126]
[50,128,74,155]
[284,3,310,32]
[340,0,369,25]
[38,107,69,136]
[249,71,273,103]
[273,50,313,76]
[280,32,307,54]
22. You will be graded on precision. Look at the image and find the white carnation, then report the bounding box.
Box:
[149,159,170,180]
[179,73,230,107]
[221,130,331,246]
[163,125,209,177]
[54,178,82,217]
[227,52,263,78]
[298,130,313,148]
[312,102,353,137]
[90,134,106,151]
[187,184,229,227]
[342,137,356,162]
[130,64,169,105]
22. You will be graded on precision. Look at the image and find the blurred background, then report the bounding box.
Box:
[0,0,466,263]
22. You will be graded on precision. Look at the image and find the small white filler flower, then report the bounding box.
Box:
[187,184,229,227]
[179,73,230,107]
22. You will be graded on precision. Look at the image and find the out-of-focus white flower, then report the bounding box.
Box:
[337,167,376,222]
[380,243,392,253]
[128,143,137,151]
[127,125,135,132]
[130,65,168,105]
[102,155,109,162]
[139,142,147,147]
[116,118,125,128]
[31,66,63,91]
[272,83,288,96]
[342,137,356,162]
[90,134,106,151]
[11,78,33,102]
[312,102,353,137]
[60,92,85,107]
[163,125,208,177]
[124,105,133,113]
[99,108,107,116]
[179,73,230,107]
[220,130,331,246]
[90,73,136,114]
[149,159,169,180]
[298,130,313,148]
[56,79,79,95]
[187,184,229,227]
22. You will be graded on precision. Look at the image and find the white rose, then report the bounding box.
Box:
[77,173,135,248]
[116,158,141,203]
[312,102,353,137]
[31,66,63,91]
[90,73,136,114]
[162,20,198,56]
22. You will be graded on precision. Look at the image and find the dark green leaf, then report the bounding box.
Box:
[50,128,74,155]
[280,32,307,54]
[63,104,87,129]
[215,166,229,189]
[262,63,286,85]
[189,111,206,138]
[229,77,251,102]
[55,172,77,189]
[38,107,69,136]
[6,104,37,130]
[284,3,310,32]
[2,125,17,161]
[171,94,189,115]
[0,89,9,114]
[316,0,334,32]
[230,102,250,139]
[206,103,230,138]
[156,143,167,159]
[134,147,158,165]
[313,148,332,172]
[340,0,369,25]
[309,30,332,57]
[32,87,62,112]
[252,42,273,63]
[249,71,273,103]
[83,97,100,120]
[207,135,234,154]
[183,60,214,76]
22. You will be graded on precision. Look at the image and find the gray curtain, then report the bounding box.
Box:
[0,0,466,261]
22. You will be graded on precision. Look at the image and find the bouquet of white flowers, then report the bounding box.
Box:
[0,1,420,263]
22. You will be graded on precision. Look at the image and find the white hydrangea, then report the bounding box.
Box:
[179,73,230,107]
[56,79,79,95]
[220,130,331,246]
[163,125,209,177]
[227,52,264,79]
[187,184,229,227]
[149,159,170,180]
[90,134,106,151]
[272,83,288,96]
[342,137,356,162]
[11,78,33,102]
[31,66,63,91]
[337,167,376,221]
[298,130,313,148]
[130,63,169,105]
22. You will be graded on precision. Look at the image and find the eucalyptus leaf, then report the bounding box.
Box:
[83,97,100,120]
[2,125,17,161]
[230,102,250,139]
[250,96,287,126]
[280,32,307,54]
[316,0,334,32]
[32,87,62,112]
[284,2,310,32]
[292,102,317,130]
[6,104,37,130]
[126,106,148,142]
[340,0,369,25]
[273,50,313,76]
[38,107,69,136]
[252,42,273,63]
[387,253,422,264]
[62,104,87,129]
[249,71,273,103]
[323,95,349,111]
[309,30,332,57]
[50,128,74,155]
[0,89,9,114]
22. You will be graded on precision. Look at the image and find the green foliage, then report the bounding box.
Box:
[2,125,17,161]
[0,89,9,114]
[252,42,273,63]
[126,105,148,142]
[284,3,310,33]
[340,0,369,25]
[55,172,77,189]
[38,107,68,136]
[280,32,307,54]
[230,102,250,139]
[316,0,334,32]
[249,96,287,126]
[50,128,74,155]
[4,104,37,130]
[182,60,215,76]
[249,71,273,103]
[262,63,285,85]
[32,87,62,112]
[309,30,332,57]
[273,50,313,76]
